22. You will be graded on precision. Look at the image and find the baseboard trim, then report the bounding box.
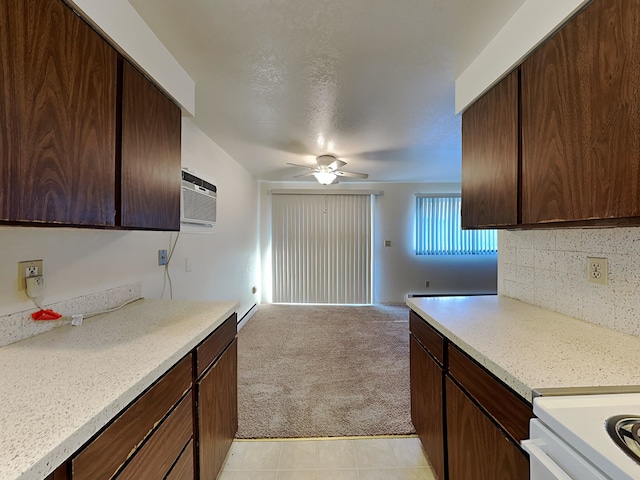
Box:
[237,303,258,331]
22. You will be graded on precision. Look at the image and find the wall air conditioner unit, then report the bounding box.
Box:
[181,168,216,226]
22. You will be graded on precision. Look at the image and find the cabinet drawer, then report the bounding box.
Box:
[446,378,529,479]
[71,354,193,480]
[166,439,194,480]
[117,392,193,480]
[196,313,237,378]
[447,344,532,443]
[409,310,445,365]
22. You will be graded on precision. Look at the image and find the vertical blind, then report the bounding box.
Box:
[415,196,497,255]
[271,193,372,304]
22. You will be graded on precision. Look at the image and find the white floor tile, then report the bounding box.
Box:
[219,436,431,480]
[388,437,429,468]
[240,441,283,470]
[318,439,357,469]
[358,468,401,480]
[233,471,278,480]
[276,470,317,480]
[279,440,319,470]
[317,469,359,480]
[396,467,437,480]
[353,438,398,468]
[223,441,250,470]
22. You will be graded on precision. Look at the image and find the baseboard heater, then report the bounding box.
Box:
[237,303,258,331]
[406,292,497,298]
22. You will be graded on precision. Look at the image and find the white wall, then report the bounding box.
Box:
[171,119,260,316]
[374,183,497,302]
[455,0,589,112]
[259,182,497,304]
[0,118,259,320]
[498,228,640,337]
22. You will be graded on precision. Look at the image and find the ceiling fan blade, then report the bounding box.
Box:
[292,171,316,178]
[330,176,340,185]
[286,162,316,170]
[328,159,347,170]
[334,170,368,179]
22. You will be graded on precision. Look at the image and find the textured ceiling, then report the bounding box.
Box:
[128,0,525,183]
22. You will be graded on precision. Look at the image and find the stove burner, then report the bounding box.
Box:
[606,415,640,465]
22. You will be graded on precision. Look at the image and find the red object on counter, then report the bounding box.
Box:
[31,309,62,320]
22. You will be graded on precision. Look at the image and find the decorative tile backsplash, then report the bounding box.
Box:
[498,228,640,337]
[0,282,142,347]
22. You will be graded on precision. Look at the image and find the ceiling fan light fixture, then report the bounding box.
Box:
[313,171,336,185]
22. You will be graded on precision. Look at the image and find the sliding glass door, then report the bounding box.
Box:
[271,193,372,304]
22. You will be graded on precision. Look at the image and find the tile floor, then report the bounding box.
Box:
[218,435,436,479]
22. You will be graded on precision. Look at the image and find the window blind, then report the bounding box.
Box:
[271,193,372,304]
[415,196,497,255]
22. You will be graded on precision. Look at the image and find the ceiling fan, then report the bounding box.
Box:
[287,154,369,185]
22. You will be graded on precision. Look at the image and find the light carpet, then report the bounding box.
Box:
[236,303,415,439]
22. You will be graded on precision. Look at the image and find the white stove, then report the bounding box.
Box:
[523,393,640,480]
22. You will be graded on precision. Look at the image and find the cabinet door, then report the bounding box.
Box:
[522,0,640,224]
[121,61,181,230]
[446,378,528,480]
[410,336,446,480]
[461,70,519,228]
[0,0,117,225]
[197,339,238,480]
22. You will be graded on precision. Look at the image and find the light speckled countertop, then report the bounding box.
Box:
[407,295,640,403]
[0,298,238,480]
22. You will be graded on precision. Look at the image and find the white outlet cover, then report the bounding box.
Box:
[587,256,608,285]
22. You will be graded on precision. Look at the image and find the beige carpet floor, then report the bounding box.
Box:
[236,303,415,438]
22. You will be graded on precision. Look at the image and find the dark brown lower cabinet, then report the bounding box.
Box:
[409,310,532,480]
[446,378,529,480]
[166,439,195,480]
[118,392,193,480]
[51,313,239,480]
[197,338,238,480]
[44,464,69,480]
[71,355,193,480]
[410,335,446,480]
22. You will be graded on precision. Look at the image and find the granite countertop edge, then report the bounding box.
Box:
[406,295,640,405]
[0,298,239,480]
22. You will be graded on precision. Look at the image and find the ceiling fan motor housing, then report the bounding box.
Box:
[316,154,346,170]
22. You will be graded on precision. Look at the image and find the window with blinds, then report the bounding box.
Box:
[415,195,497,255]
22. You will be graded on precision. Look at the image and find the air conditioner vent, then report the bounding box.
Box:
[181,169,216,226]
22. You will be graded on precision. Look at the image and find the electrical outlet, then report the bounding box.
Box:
[158,249,168,266]
[587,257,608,285]
[384,240,391,247]
[17,260,43,291]
[425,281,430,288]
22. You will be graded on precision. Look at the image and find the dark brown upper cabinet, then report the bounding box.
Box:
[0,0,117,226]
[120,61,182,231]
[521,0,640,224]
[461,70,519,228]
